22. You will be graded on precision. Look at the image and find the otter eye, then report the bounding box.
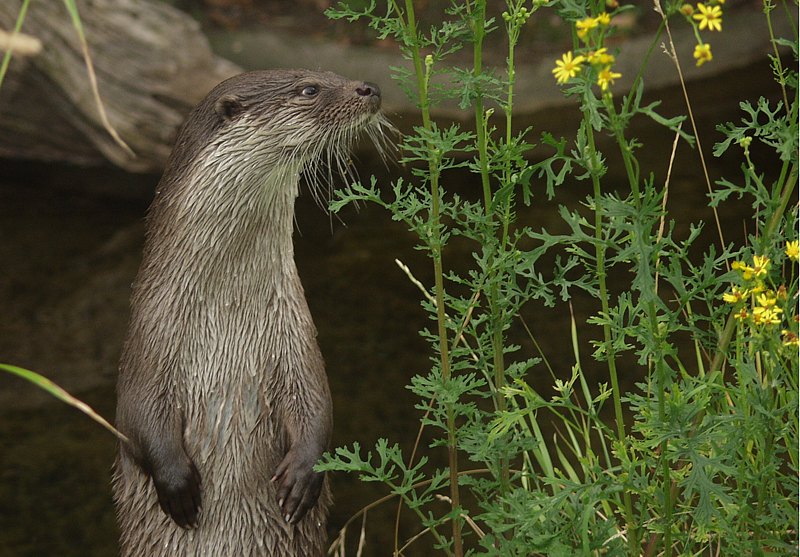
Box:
[301,85,319,97]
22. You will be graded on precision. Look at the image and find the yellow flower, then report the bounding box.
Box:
[781,330,799,347]
[785,240,799,261]
[680,3,695,15]
[756,292,777,308]
[576,13,612,41]
[752,305,782,326]
[693,43,713,66]
[588,47,615,66]
[733,308,749,321]
[576,17,599,40]
[722,286,747,304]
[553,51,585,84]
[733,256,769,281]
[597,66,621,91]
[734,263,755,280]
[693,3,723,31]
[751,255,770,278]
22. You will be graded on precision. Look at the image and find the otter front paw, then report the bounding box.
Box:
[151,457,202,529]
[271,448,324,524]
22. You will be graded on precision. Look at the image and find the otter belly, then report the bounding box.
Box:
[115,456,330,557]
[114,299,330,557]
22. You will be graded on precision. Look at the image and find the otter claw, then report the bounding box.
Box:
[272,449,324,524]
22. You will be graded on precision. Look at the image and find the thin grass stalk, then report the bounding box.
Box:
[0,0,31,90]
[0,363,129,443]
[62,0,134,156]
[655,0,726,260]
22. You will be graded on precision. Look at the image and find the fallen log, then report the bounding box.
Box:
[0,0,240,173]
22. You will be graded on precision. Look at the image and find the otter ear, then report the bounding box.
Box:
[215,95,244,121]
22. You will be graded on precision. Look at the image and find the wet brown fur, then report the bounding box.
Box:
[113,69,384,556]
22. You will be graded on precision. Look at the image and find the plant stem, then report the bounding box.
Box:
[398,1,463,553]
[468,0,511,506]
[763,0,790,114]
[471,0,492,216]
[608,95,677,555]
[582,108,638,553]
[0,0,31,90]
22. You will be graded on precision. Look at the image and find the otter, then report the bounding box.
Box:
[112,69,386,556]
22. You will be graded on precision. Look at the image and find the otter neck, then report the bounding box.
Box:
[166,158,307,295]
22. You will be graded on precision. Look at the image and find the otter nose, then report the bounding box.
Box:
[356,82,381,98]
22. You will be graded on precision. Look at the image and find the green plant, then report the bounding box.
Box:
[0,364,128,443]
[319,0,798,555]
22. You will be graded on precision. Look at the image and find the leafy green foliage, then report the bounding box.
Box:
[323,1,798,555]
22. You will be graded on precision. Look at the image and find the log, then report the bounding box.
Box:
[0,0,241,173]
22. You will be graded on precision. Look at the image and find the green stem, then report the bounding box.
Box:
[398,1,462,554]
[0,0,31,90]
[620,20,666,117]
[388,478,450,550]
[765,164,798,240]
[763,0,790,114]
[582,108,638,552]
[502,2,524,247]
[468,1,511,504]
[471,0,492,216]
[608,94,675,555]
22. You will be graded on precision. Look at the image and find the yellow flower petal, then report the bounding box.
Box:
[752,255,770,277]
[588,47,615,66]
[596,12,611,25]
[576,17,598,40]
[693,3,723,31]
[552,51,585,84]
[597,66,621,91]
[693,43,712,66]
[722,286,746,304]
[782,330,799,347]
[752,306,782,326]
[785,240,799,261]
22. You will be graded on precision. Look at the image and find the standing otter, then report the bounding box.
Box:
[113,69,385,556]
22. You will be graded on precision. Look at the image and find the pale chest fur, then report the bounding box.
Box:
[133,158,318,470]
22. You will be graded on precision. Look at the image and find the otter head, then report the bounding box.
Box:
[212,70,382,149]
[163,69,390,205]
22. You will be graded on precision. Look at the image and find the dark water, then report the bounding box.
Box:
[0,58,784,556]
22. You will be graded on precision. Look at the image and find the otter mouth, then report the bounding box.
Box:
[299,109,395,209]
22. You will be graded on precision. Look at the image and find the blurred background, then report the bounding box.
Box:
[0,0,792,555]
